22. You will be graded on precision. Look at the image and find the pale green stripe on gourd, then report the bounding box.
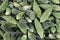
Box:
[34,19,44,38]
[0,0,8,13]
[33,0,41,19]
[53,12,60,19]
[1,16,17,24]
[40,7,53,22]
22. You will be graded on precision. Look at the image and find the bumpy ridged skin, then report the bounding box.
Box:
[34,19,44,38]
[33,0,41,19]
[0,0,60,40]
[40,7,53,22]
[1,16,17,24]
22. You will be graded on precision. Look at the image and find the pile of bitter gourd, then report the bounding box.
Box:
[0,0,60,40]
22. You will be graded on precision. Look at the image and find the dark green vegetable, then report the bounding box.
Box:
[53,12,60,19]
[53,5,60,11]
[1,16,17,24]
[33,0,41,19]
[17,22,27,34]
[3,32,16,40]
[34,19,44,38]
[40,7,53,22]
[40,4,51,9]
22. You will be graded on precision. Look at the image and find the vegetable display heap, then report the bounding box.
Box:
[0,0,60,40]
